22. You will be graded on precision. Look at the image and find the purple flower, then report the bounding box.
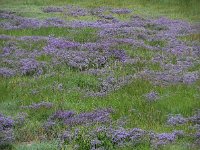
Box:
[189,110,200,124]
[0,113,14,146]
[183,72,199,84]
[0,68,16,78]
[20,58,41,75]
[110,50,127,62]
[167,114,188,126]
[144,91,159,102]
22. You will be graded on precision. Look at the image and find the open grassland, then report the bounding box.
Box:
[0,0,200,150]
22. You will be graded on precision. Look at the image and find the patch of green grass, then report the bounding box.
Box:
[0,0,200,149]
[187,63,200,72]
[146,40,166,48]
[180,33,200,42]
[129,48,158,61]
[17,40,46,51]
[0,27,98,43]
[1,0,199,21]
[15,140,60,150]
[36,54,52,62]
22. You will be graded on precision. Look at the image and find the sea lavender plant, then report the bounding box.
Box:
[0,113,14,147]
[144,91,159,102]
[150,132,177,149]
[189,109,200,124]
[167,114,188,126]
[45,108,113,127]
[183,72,199,84]
[0,68,16,77]
[66,5,89,17]
[20,58,42,75]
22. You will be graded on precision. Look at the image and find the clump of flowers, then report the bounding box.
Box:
[20,58,43,75]
[183,72,199,85]
[0,68,16,78]
[66,5,89,17]
[189,109,200,124]
[150,131,178,149]
[44,108,113,131]
[144,91,159,102]
[0,113,14,148]
[167,114,188,126]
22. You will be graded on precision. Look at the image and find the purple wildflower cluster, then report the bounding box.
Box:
[150,131,183,149]
[167,114,188,126]
[167,110,200,127]
[0,6,199,95]
[189,109,200,124]
[58,125,185,149]
[0,68,16,78]
[42,5,89,17]
[144,91,159,102]
[1,5,200,149]
[44,108,113,130]
[0,113,14,146]
[58,126,144,149]
[65,5,89,17]
[20,58,42,75]
[43,6,132,17]
[140,69,199,86]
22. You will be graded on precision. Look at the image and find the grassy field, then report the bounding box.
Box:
[0,0,200,150]
[0,0,200,21]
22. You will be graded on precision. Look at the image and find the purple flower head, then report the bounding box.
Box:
[0,68,16,78]
[189,109,200,124]
[50,110,75,120]
[0,114,14,129]
[167,114,187,126]
[66,6,89,17]
[183,72,199,84]
[0,113,14,146]
[110,50,127,62]
[20,58,41,75]
[144,91,159,102]
[47,38,80,49]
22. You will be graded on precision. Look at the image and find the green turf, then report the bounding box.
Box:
[0,0,200,149]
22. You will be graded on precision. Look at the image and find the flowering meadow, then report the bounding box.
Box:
[0,0,200,149]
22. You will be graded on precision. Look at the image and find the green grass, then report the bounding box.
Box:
[0,27,98,43]
[0,0,200,149]
[15,140,61,150]
[180,33,200,42]
[0,0,199,21]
